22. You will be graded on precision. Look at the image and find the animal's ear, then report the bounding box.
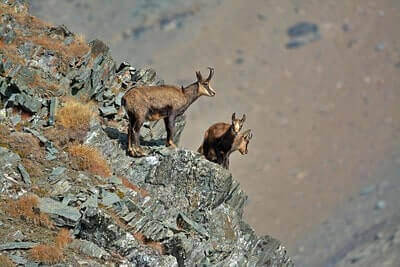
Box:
[241,114,246,123]
[243,129,252,140]
[232,112,236,121]
[196,71,203,82]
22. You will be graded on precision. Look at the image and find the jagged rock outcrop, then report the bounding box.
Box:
[0,0,292,266]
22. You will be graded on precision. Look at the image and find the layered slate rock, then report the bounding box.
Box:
[79,124,293,266]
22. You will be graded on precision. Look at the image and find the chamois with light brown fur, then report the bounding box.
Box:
[198,113,246,166]
[221,129,253,169]
[122,67,216,157]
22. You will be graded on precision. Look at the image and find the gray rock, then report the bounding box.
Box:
[101,191,121,207]
[24,128,59,159]
[132,68,157,86]
[0,146,21,173]
[23,127,48,144]
[115,92,124,107]
[70,239,110,259]
[99,105,118,117]
[286,22,320,49]
[0,242,37,250]
[8,254,28,265]
[17,163,31,184]
[375,200,386,210]
[48,97,57,126]
[10,114,21,126]
[13,93,42,113]
[50,179,71,196]
[38,197,81,226]
[48,166,66,183]
[82,194,98,208]
[11,230,25,242]
[360,185,375,196]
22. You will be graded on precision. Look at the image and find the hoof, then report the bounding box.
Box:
[166,141,177,149]
[136,146,148,157]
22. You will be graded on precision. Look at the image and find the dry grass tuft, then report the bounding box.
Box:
[29,244,63,264]
[28,228,73,264]
[56,98,95,131]
[47,98,96,147]
[68,144,111,177]
[0,40,26,66]
[30,34,89,60]
[5,194,53,229]
[0,254,16,267]
[4,132,44,161]
[21,158,44,179]
[120,176,149,197]
[28,73,60,93]
[55,228,72,249]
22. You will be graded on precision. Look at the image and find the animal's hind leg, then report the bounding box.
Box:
[164,116,177,148]
[133,117,147,157]
[127,113,138,156]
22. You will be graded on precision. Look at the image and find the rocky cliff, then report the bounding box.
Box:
[0,1,293,266]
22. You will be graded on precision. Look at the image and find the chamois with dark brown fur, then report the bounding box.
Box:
[122,67,216,157]
[198,113,246,166]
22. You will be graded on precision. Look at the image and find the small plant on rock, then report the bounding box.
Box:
[68,144,111,177]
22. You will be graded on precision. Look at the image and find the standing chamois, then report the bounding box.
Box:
[221,129,253,169]
[122,67,216,157]
[197,113,246,166]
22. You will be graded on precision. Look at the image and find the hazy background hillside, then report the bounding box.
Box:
[31,0,400,265]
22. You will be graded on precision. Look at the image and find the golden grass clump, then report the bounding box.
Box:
[68,144,111,177]
[56,98,95,131]
[0,254,16,267]
[28,73,60,93]
[29,228,72,264]
[0,40,26,66]
[21,158,44,179]
[29,244,63,264]
[30,34,89,60]
[55,228,72,249]
[6,194,53,229]
[5,132,44,161]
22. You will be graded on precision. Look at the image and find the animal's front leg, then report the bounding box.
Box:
[132,117,147,157]
[216,150,225,165]
[164,116,177,148]
[222,156,230,169]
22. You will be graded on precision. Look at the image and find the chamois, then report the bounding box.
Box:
[197,113,246,164]
[122,67,216,157]
[221,129,253,169]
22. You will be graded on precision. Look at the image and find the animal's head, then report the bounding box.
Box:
[231,113,246,134]
[196,67,216,97]
[237,129,253,155]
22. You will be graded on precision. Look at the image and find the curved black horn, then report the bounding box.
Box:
[196,71,203,82]
[206,67,214,82]
[232,112,236,121]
